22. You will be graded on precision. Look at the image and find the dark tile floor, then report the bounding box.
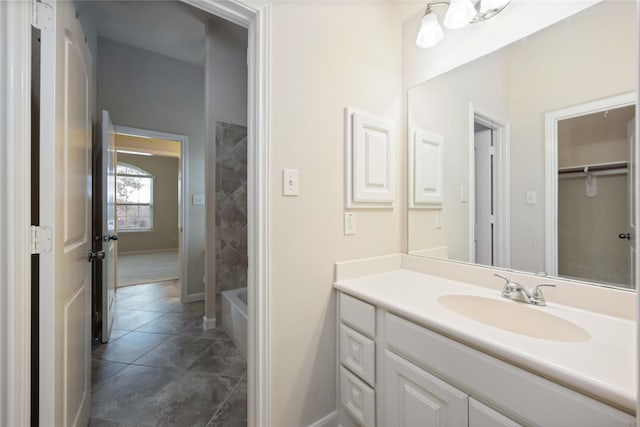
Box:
[90,281,247,427]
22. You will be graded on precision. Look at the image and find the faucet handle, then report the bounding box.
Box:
[494,273,519,297]
[531,284,556,305]
[493,273,509,284]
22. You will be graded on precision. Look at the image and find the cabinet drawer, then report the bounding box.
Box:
[340,292,375,337]
[340,324,375,386]
[340,366,375,427]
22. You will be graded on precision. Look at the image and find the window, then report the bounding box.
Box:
[116,163,153,231]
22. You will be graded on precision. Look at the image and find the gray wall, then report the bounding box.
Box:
[116,153,179,253]
[204,17,248,320]
[98,37,206,297]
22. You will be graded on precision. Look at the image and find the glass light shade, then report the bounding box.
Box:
[443,0,476,29]
[416,12,444,48]
[479,0,510,12]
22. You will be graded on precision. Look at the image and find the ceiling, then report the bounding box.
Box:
[76,1,213,66]
[76,0,421,66]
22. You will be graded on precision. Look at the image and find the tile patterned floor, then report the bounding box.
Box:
[90,281,247,427]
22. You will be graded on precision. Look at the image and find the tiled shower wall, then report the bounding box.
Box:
[215,122,248,319]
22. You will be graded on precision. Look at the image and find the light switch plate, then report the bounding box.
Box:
[283,169,299,196]
[344,212,355,235]
[192,194,205,205]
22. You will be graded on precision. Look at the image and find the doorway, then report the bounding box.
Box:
[473,122,495,266]
[547,98,636,287]
[85,2,249,424]
[1,0,270,424]
[469,105,510,268]
[112,127,187,299]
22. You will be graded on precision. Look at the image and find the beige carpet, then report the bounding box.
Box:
[117,250,179,287]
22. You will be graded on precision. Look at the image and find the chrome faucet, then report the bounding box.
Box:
[494,273,556,306]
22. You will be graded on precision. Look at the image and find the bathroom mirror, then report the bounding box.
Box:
[407,0,638,289]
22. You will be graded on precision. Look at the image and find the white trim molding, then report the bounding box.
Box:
[184,292,205,303]
[0,1,32,425]
[544,92,636,276]
[202,315,217,330]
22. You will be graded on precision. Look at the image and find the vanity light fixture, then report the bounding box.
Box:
[416,0,511,48]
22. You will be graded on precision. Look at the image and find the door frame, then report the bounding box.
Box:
[113,125,191,303]
[0,2,32,426]
[0,0,271,425]
[468,103,511,268]
[544,92,636,276]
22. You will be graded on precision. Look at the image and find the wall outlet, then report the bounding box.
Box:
[344,212,355,235]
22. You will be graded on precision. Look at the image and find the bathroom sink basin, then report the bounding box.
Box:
[438,295,590,342]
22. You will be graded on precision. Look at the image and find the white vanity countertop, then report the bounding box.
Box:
[334,269,637,413]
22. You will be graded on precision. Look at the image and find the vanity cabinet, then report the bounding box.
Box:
[337,291,635,427]
[468,399,522,427]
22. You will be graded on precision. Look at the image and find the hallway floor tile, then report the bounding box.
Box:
[90,280,247,427]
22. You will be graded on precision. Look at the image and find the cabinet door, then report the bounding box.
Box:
[469,398,522,427]
[384,350,468,427]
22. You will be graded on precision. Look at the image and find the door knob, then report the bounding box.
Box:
[618,233,631,240]
[108,234,118,241]
[88,250,106,262]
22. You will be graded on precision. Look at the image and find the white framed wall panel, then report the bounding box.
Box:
[410,128,444,207]
[345,108,396,208]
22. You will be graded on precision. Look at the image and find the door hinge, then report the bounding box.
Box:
[31,225,53,254]
[489,215,496,224]
[32,1,54,32]
[489,146,496,156]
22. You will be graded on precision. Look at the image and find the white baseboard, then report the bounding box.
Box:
[308,411,337,427]
[118,248,179,255]
[203,316,216,329]
[184,292,205,303]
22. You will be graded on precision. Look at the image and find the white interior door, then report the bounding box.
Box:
[39,1,93,425]
[475,128,494,266]
[628,118,636,287]
[101,110,117,342]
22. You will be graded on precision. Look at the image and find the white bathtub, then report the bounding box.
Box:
[221,287,247,360]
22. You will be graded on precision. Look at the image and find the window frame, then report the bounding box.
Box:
[115,162,155,233]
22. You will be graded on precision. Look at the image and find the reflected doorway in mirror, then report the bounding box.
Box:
[544,92,636,288]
